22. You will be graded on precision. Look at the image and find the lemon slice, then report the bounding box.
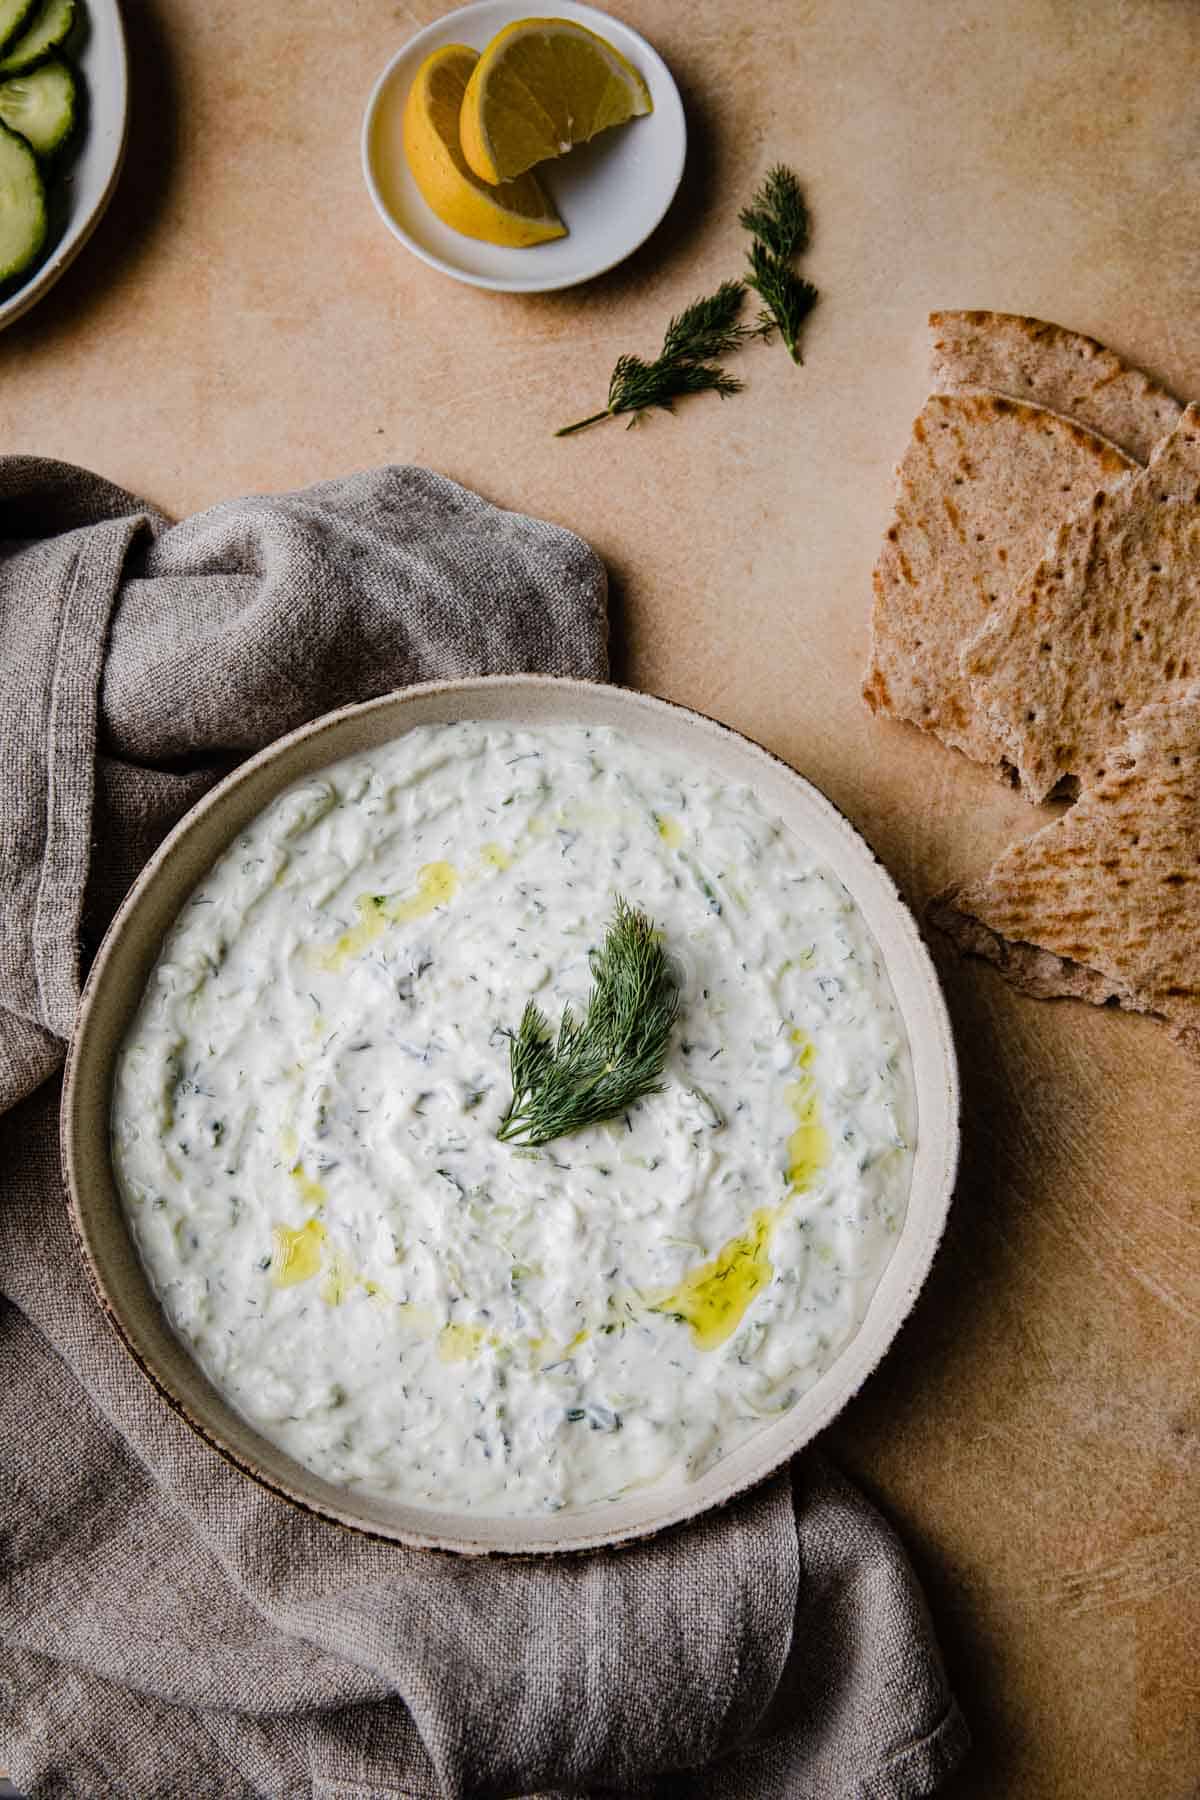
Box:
[403,44,566,248]
[459,17,653,185]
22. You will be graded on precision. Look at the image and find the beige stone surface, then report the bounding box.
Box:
[4,0,1200,1790]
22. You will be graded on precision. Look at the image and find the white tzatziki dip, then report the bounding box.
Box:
[112,721,915,1516]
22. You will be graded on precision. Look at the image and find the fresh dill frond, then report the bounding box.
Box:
[607,352,743,425]
[496,896,680,1147]
[738,164,811,262]
[556,281,749,436]
[660,280,753,362]
[745,240,819,362]
[554,168,820,429]
[740,164,818,364]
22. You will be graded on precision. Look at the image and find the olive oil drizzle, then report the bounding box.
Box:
[652,1027,829,1349]
[313,860,458,972]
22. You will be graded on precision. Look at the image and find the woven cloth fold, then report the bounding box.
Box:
[0,458,968,1798]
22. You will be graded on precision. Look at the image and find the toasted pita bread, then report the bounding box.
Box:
[963,404,1200,802]
[929,310,1183,463]
[863,391,1135,763]
[929,687,1200,1058]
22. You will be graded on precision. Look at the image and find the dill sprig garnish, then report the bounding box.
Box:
[745,241,819,362]
[496,896,679,1146]
[659,281,753,361]
[738,164,810,261]
[555,281,750,436]
[739,165,818,363]
[554,167,818,431]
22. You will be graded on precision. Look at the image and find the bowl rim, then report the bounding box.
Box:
[359,0,687,294]
[62,674,960,1556]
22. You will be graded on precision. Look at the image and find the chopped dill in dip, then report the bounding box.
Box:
[111,721,915,1516]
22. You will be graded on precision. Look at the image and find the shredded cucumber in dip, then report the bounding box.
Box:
[112,721,915,1516]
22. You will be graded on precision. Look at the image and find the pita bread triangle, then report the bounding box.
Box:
[863,390,1135,763]
[865,313,1185,774]
[929,310,1183,463]
[963,404,1200,802]
[929,686,1200,1059]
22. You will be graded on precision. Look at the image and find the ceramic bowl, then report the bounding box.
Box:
[0,0,129,331]
[62,677,959,1555]
[361,0,686,293]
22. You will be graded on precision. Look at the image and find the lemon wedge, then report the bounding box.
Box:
[459,17,653,186]
[403,44,566,247]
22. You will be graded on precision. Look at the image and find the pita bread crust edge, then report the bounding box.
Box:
[928,310,1183,464]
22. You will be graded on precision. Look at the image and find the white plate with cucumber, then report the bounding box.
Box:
[0,0,127,330]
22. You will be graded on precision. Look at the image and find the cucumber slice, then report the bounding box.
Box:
[0,0,37,56]
[0,56,74,155]
[0,116,45,280]
[0,0,75,75]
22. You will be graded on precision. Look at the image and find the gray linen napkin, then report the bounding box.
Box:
[0,457,969,1799]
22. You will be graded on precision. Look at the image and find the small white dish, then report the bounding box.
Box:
[361,0,686,293]
[0,0,130,331]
